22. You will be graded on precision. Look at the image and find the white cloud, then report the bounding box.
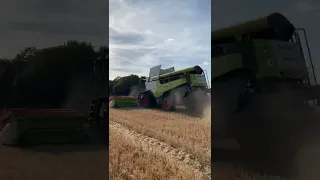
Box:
[109,0,211,80]
[293,1,319,12]
[203,61,211,66]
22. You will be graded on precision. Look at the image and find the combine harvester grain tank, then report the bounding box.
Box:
[211,12,320,174]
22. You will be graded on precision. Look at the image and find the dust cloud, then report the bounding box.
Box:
[129,85,142,97]
[293,107,320,180]
[201,104,211,122]
[189,88,211,120]
[63,76,108,113]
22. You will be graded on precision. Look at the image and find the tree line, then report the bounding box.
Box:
[0,40,141,109]
[0,41,210,109]
[109,75,146,97]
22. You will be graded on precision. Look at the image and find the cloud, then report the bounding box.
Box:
[293,1,319,13]
[109,0,211,80]
[0,0,107,58]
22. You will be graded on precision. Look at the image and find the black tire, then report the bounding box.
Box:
[139,92,155,108]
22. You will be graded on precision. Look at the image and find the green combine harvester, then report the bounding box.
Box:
[0,97,109,146]
[135,65,210,115]
[211,12,320,175]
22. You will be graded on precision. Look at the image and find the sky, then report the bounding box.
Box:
[0,0,108,59]
[109,0,211,81]
[212,0,320,84]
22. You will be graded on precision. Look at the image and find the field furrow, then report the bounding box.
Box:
[109,108,211,166]
[110,121,211,179]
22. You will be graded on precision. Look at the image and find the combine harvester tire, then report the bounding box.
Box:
[109,96,137,108]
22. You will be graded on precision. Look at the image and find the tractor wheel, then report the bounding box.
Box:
[139,92,155,108]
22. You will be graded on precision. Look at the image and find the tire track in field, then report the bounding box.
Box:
[109,121,211,179]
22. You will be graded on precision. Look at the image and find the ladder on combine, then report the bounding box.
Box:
[293,28,317,85]
[293,28,319,105]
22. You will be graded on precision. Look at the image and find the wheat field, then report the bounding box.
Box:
[0,144,108,180]
[109,108,320,180]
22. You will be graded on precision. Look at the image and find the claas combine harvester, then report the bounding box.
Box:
[211,12,320,174]
[109,65,211,115]
[0,97,109,146]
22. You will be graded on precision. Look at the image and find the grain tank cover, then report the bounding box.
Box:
[212,13,295,43]
[159,65,204,79]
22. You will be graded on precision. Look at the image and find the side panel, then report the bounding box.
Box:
[268,40,306,79]
[154,78,187,98]
[254,39,307,80]
[212,54,244,79]
[254,39,279,78]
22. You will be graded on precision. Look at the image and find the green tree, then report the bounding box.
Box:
[10,41,97,108]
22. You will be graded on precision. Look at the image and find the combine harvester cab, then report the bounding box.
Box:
[0,97,109,146]
[211,12,320,175]
[136,65,211,116]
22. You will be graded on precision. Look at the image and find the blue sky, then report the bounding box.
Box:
[109,0,211,80]
[212,0,320,84]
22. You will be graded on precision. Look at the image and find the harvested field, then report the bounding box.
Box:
[109,108,211,179]
[109,128,198,180]
[109,107,320,179]
[0,144,108,180]
[109,108,211,166]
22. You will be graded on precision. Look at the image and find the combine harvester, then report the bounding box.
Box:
[137,65,210,115]
[109,65,211,116]
[0,97,109,146]
[211,12,320,174]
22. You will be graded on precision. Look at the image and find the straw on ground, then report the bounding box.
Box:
[109,108,211,166]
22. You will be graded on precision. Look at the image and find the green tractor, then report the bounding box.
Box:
[137,65,210,115]
[211,12,320,174]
